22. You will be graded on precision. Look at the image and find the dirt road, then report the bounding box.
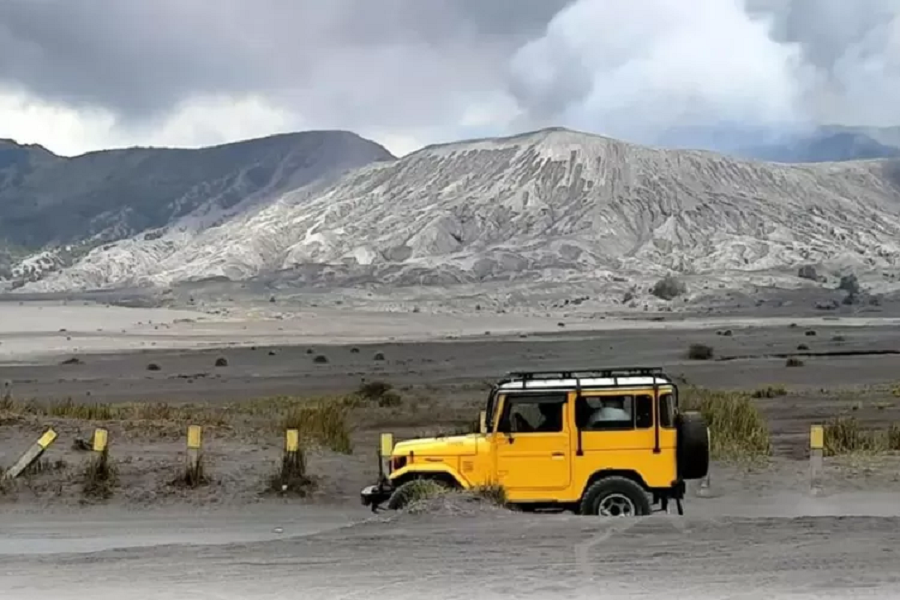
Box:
[3,495,900,599]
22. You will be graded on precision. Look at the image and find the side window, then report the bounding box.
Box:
[635,395,653,429]
[659,393,675,428]
[500,394,566,434]
[578,395,635,430]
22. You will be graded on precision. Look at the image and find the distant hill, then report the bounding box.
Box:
[0,131,394,282]
[740,129,900,163]
[17,127,900,294]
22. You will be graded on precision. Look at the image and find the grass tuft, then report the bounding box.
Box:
[283,400,352,454]
[355,380,403,407]
[824,416,900,456]
[687,343,714,360]
[680,386,771,460]
[470,482,507,506]
[751,385,787,398]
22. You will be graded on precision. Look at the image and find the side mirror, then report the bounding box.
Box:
[479,411,487,434]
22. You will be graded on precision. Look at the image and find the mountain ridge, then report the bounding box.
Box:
[13,126,900,296]
[0,130,395,281]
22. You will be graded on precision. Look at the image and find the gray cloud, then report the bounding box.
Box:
[0,0,571,130]
[0,0,898,153]
[507,0,900,147]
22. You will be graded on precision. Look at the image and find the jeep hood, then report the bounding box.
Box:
[392,434,480,457]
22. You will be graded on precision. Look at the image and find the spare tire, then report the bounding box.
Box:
[675,411,709,480]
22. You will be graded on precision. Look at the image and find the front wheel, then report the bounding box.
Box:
[579,476,651,517]
[386,478,451,510]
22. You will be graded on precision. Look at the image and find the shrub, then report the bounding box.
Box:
[751,385,787,398]
[214,356,228,367]
[786,357,805,367]
[147,363,161,371]
[356,380,402,407]
[798,265,818,280]
[680,387,771,460]
[650,275,686,301]
[313,355,329,364]
[283,401,352,454]
[838,273,860,294]
[687,343,714,360]
[373,352,386,361]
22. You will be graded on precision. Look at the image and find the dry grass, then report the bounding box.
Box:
[823,416,900,456]
[680,386,771,460]
[470,482,508,506]
[282,400,352,454]
[81,448,118,500]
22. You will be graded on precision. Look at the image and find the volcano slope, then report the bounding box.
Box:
[17,127,900,298]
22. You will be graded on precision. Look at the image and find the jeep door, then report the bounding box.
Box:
[493,392,572,493]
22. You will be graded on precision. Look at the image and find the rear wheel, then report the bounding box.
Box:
[579,476,651,517]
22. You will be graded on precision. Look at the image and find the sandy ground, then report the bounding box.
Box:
[3,301,900,598]
[4,498,900,599]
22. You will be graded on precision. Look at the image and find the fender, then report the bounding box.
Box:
[390,462,470,489]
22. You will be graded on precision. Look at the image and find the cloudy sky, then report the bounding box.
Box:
[1,0,898,157]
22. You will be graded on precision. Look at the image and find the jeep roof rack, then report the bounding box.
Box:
[497,366,673,390]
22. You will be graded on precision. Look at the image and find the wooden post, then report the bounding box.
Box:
[4,428,57,480]
[186,425,203,486]
[809,424,824,493]
[278,428,304,493]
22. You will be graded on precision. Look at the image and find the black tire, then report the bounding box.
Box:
[676,411,710,480]
[386,478,450,510]
[579,476,651,517]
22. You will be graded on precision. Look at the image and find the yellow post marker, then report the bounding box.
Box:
[809,424,824,493]
[4,428,58,480]
[92,428,109,453]
[809,425,824,451]
[185,425,203,486]
[379,433,394,458]
[187,425,202,450]
[285,429,300,453]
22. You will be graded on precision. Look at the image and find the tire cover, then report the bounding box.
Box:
[675,411,710,480]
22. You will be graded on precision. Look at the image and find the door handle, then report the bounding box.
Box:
[551,452,565,458]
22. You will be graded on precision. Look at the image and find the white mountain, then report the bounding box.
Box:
[15,127,900,294]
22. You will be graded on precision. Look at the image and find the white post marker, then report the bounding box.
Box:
[4,428,58,480]
[809,424,824,493]
[697,426,711,497]
[186,424,202,481]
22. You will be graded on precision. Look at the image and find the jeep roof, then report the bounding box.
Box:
[495,367,675,391]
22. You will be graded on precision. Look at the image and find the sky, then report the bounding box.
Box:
[0,0,898,158]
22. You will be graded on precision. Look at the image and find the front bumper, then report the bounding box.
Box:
[361,481,394,511]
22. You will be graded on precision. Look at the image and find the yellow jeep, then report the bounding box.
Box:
[360,367,710,516]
